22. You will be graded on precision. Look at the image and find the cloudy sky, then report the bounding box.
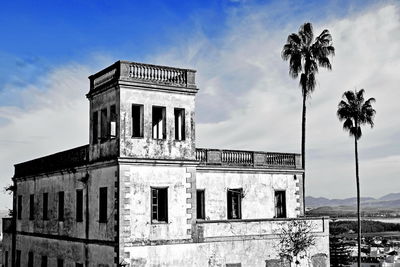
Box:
[0,0,399,209]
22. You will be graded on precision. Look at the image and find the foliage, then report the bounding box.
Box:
[278,220,316,265]
[337,89,376,140]
[4,184,16,195]
[330,220,400,233]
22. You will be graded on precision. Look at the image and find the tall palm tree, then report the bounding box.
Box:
[282,23,335,212]
[337,89,376,267]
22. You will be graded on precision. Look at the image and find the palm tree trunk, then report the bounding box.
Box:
[301,94,306,215]
[355,135,361,267]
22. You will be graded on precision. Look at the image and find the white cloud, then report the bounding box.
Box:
[1,2,399,209]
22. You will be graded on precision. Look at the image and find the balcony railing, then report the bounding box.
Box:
[195,148,302,169]
[89,61,197,92]
[196,217,327,242]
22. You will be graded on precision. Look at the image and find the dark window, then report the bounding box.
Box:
[58,191,64,221]
[57,259,64,267]
[16,250,21,267]
[92,111,98,144]
[151,188,168,223]
[17,195,22,220]
[76,263,84,267]
[174,108,185,140]
[227,189,242,219]
[5,251,8,267]
[43,193,48,220]
[29,194,34,220]
[99,187,107,223]
[132,104,144,138]
[110,105,117,138]
[76,189,83,222]
[28,251,34,267]
[275,191,286,218]
[100,108,108,141]
[152,106,166,139]
[196,190,205,219]
[41,255,47,267]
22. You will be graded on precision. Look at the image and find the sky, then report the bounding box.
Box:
[0,0,399,209]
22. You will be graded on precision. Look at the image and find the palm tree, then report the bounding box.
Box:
[337,89,376,267]
[282,23,335,212]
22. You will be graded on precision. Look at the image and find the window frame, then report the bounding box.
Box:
[152,106,166,140]
[196,189,205,220]
[227,188,243,220]
[151,187,168,223]
[132,104,144,138]
[99,187,108,223]
[274,190,287,218]
[174,108,185,141]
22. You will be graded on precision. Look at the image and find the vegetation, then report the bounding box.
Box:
[278,220,316,266]
[337,89,376,267]
[282,22,334,211]
[330,220,400,233]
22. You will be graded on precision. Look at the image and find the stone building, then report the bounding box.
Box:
[1,61,329,267]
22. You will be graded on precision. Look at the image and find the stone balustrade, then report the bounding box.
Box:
[196,148,302,169]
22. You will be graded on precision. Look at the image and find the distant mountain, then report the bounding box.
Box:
[306,193,400,208]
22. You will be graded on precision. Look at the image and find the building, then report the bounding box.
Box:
[2,61,329,267]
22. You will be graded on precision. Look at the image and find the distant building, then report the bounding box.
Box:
[2,61,329,266]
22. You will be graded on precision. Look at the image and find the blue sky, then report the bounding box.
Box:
[0,0,399,208]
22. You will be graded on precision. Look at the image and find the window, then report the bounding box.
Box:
[110,105,117,138]
[29,194,34,220]
[17,195,22,220]
[92,111,98,144]
[174,108,185,140]
[100,108,108,141]
[16,250,21,267]
[151,187,168,223]
[41,255,47,267]
[76,263,84,267]
[43,193,48,220]
[57,259,64,267]
[132,104,144,137]
[275,191,286,218]
[227,189,242,219]
[196,190,205,219]
[76,189,83,222]
[28,251,34,267]
[5,251,8,267]
[58,191,64,221]
[152,106,166,139]
[99,187,107,223]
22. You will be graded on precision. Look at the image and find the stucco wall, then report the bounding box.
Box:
[119,163,193,246]
[196,170,302,220]
[119,86,196,160]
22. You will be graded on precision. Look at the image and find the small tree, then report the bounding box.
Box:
[278,220,316,266]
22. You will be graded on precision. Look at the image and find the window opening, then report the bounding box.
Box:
[58,191,64,221]
[29,194,34,220]
[76,189,83,222]
[92,111,98,144]
[132,104,144,137]
[99,187,107,223]
[152,106,166,139]
[151,187,168,222]
[275,191,287,218]
[227,188,242,219]
[43,193,48,220]
[196,190,205,219]
[174,108,185,140]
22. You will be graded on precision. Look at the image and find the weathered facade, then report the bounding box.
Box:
[2,61,329,267]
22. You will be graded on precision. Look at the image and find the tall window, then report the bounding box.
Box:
[16,250,21,267]
[92,111,98,144]
[196,190,205,220]
[29,194,34,220]
[275,191,286,218]
[152,106,166,139]
[110,105,117,138]
[132,104,144,138]
[57,259,64,267]
[99,187,107,223]
[174,108,185,141]
[17,195,22,220]
[5,251,8,267]
[227,189,242,219]
[100,108,108,141]
[151,187,168,223]
[58,191,64,221]
[76,189,83,222]
[43,193,48,220]
[41,255,47,267]
[28,251,34,267]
